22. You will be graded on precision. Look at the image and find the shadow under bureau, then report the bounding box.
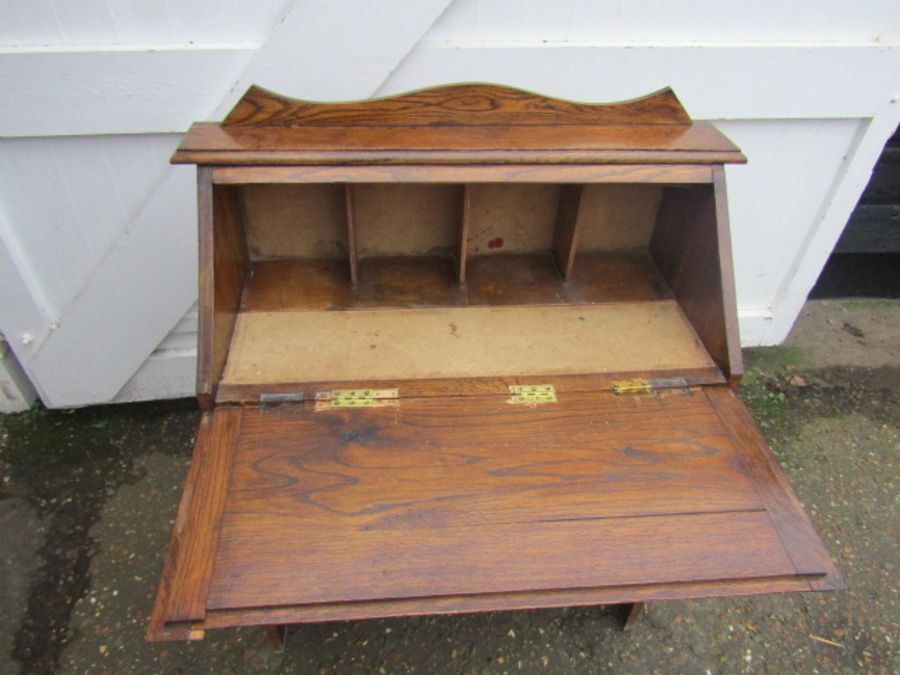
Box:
[147,83,841,641]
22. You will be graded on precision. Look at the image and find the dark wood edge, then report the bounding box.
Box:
[195,168,214,402]
[214,368,726,404]
[344,185,358,285]
[552,185,584,281]
[222,83,692,128]
[712,167,744,386]
[619,602,645,630]
[175,148,746,167]
[458,185,471,283]
[190,574,816,633]
[146,413,214,642]
[151,408,244,629]
[705,387,844,591]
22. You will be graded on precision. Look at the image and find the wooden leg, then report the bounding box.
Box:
[619,602,645,630]
[262,624,288,651]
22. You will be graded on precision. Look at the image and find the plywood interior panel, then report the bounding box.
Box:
[353,184,461,257]
[241,184,347,259]
[222,301,715,385]
[466,184,560,255]
[577,184,663,251]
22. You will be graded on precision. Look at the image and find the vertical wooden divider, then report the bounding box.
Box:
[344,184,359,285]
[553,184,585,282]
[457,184,472,283]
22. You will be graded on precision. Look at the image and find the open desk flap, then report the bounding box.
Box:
[148,386,840,641]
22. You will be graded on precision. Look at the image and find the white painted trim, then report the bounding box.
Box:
[761,110,900,343]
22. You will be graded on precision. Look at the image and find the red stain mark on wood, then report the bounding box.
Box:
[488,237,504,250]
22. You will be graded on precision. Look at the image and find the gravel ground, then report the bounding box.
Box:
[0,299,897,674]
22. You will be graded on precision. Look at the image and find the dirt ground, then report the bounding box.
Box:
[1,299,897,674]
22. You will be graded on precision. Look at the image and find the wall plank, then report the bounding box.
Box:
[0,0,290,47]
[0,47,257,136]
[424,0,900,45]
[0,0,456,407]
[379,45,899,119]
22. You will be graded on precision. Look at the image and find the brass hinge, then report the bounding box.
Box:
[315,388,399,410]
[508,384,557,405]
[612,377,690,396]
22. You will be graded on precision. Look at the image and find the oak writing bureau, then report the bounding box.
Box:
[147,84,841,641]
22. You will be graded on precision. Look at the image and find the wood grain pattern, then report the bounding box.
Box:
[705,387,843,590]
[197,575,814,630]
[149,408,242,632]
[553,185,584,281]
[196,173,249,406]
[711,166,745,387]
[211,164,715,184]
[202,391,818,611]
[152,82,838,642]
[147,413,214,642]
[458,185,472,283]
[344,185,358,285]
[222,84,693,127]
[175,123,744,166]
[649,183,742,383]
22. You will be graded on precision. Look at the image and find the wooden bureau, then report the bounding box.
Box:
[147,83,841,641]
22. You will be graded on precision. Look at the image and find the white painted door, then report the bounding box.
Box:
[0,0,897,407]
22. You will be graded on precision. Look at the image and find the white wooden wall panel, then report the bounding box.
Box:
[0,48,259,137]
[0,135,182,315]
[114,305,198,403]
[0,0,456,408]
[0,0,291,46]
[714,119,864,309]
[376,45,897,118]
[425,0,900,44]
[0,0,897,407]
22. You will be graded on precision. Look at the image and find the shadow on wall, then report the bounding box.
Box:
[811,123,900,299]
